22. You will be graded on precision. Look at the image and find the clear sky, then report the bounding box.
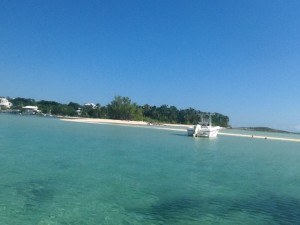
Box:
[1,0,300,131]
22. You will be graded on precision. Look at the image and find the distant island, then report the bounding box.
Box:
[235,127,298,134]
[0,96,230,127]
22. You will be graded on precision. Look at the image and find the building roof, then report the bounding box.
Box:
[22,106,38,110]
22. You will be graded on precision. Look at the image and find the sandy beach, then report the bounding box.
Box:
[60,117,300,143]
[60,117,149,126]
[218,132,300,143]
[60,117,190,132]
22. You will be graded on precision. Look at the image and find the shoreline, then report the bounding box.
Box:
[60,117,149,126]
[218,132,300,143]
[60,117,300,143]
[60,117,190,132]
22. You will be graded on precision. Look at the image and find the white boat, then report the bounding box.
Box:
[187,113,220,138]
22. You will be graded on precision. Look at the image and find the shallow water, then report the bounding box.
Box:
[1,114,300,224]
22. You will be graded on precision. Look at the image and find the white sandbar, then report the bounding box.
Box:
[219,132,300,143]
[60,118,300,143]
[60,117,189,131]
[60,117,148,126]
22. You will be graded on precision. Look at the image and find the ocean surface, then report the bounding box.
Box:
[1,114,300,225]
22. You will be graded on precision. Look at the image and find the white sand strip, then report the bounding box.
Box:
[219,132,300,143]
[60,118,148,126]
[60,118,300,143]
[60,117,188,132]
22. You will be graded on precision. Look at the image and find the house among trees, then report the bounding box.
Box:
[2,96,230,127]
[0,97,13,109]
[84,103,97,109]
[22,106,40,114]
[76,108,82,116]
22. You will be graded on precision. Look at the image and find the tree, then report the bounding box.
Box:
[10,98,36,109]
[6,95,230,126]
[107,96,142,120]
[212,113,229,127]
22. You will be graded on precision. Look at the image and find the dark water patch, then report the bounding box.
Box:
[129,193,300,224]
[130,197,203,222]
[170,133,188,137]
[150,197,201,215]
[230,193,300,224]
[53,159,73,170]
[60,220,90,225]
[15,178,56,211]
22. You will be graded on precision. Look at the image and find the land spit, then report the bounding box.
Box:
[60,118,300,143]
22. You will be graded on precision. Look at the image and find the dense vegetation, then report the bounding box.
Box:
[6,96,230,127]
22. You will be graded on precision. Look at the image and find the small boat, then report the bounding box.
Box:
[187,113,220,138]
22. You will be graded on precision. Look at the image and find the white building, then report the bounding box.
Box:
[0,97,13,109]
[22,106,40,114]
[84,103,97,109]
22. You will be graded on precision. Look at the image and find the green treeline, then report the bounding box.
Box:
[7,96,230,127]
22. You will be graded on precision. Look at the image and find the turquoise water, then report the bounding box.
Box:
[1,114,300,225]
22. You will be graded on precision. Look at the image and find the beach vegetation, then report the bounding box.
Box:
[6,96,230,127]
[9,97,36,109]
[107,96,143,120]
[81,104,107,118]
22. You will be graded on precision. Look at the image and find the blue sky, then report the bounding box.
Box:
[1,0,300,131]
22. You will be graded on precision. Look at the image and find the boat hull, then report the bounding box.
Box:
[187,125,220,138]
